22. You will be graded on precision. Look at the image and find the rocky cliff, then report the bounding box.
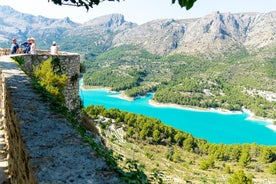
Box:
[112,11,276,56]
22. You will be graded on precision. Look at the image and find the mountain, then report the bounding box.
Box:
[112,11,276,56]
[0,5,276,57]
[0,5,79,48]
[59,14,137,55]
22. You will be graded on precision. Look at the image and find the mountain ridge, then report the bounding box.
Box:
[0,5,275,57]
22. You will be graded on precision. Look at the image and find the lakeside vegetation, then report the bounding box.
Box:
[81,45,276,182]
[84,105,276,183]
[83,45,276,120]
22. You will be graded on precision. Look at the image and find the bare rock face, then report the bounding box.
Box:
[244,11,276,50]
[112,11,276,56]
[83,14,135,29]
[175,11,249,54]
[112,19,186,55]
[61,14,136,54]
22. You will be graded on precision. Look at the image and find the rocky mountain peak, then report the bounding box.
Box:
[0,5,15,15]
[83,14,127,28]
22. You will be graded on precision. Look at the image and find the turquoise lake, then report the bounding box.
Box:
[79,85,276,146]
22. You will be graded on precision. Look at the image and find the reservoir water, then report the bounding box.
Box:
[79,84,276,145]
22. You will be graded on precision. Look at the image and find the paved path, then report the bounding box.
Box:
[0,56,121,184]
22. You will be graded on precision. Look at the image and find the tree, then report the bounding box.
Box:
[50,0,197,10]
[228,170,253,184]
[239,150,251,168]
[260,147,275,163]
[183,135,196,152]
[153,129,161,143]
[270,162,276,175]
[200,156,215,170]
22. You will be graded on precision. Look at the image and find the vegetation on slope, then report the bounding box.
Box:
[83,45,276,120]
[84,105,276,183]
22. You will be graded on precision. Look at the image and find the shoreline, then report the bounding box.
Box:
[80,83,134,101]
[110,93,134,101]
[148,99,276,131]
[81,84,112,91]
[80,84,276,132]
[148,99,242,115]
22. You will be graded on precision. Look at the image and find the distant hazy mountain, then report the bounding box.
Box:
[0,5,275,57]
[0,5,79,48]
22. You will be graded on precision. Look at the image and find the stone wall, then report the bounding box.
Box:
[11,52,81,111]
[0,54,121,184]
[0,48,10,56]
[0,70,37,184]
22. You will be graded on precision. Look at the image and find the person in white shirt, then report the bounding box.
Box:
[50,41,58,55]
[29,37,36,55]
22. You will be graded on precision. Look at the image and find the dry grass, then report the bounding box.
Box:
[100,123,276,184]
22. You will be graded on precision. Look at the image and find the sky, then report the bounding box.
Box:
[1,0,276,24]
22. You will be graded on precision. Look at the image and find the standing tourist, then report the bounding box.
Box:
[29,37,36,54]
[50,41,58,55]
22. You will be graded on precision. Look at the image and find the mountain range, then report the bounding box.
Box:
[0,5,276,58]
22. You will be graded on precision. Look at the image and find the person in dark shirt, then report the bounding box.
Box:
[10,38,19,54]
[20,38,32,54]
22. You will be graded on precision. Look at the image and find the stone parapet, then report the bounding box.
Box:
[11,52,81,111]
[0,48,10,56]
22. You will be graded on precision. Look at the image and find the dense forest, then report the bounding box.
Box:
[83,45,276,120]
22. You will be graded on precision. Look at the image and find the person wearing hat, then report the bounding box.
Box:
[29,37,36,54]
[50,41,58,55]
[10,38,19,54]
[20,38,32,54]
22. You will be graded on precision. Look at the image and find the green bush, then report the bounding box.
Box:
[270,162,276,175]
[228,170,253,184]
[224,165,231,174]
[34,57,68,101]
[13,56,25,65]
[199,156,215,170]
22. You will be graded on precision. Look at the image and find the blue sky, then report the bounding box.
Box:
[1,0,276,24]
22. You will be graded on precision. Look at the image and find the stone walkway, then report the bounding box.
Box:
[0,56,121,184]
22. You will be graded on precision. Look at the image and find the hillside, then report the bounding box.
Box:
[83,45,276,121]
[83,105,276,183]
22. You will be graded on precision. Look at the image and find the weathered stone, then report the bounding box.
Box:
[0,55,121,184]
[11,51,81,112]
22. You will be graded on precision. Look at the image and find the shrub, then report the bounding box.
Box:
[224,165,231,174]
[34,57,68,101]
[13,56,25,65]
[270,162,276,175]
[200,156,215,170]
[228,170,253,184]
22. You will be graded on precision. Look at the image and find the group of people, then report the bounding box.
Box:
[10,37,36,55]
[10,38,58,55]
